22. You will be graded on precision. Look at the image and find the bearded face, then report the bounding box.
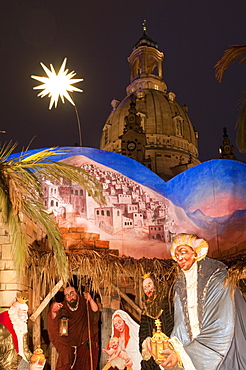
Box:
[143,277,156,300]
[9,302,28,335]
[67,296,78,308]
[64,287,78,308]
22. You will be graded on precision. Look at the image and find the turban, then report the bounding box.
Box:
[171,233,208,261]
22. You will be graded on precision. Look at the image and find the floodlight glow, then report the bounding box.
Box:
[31,58,83,109]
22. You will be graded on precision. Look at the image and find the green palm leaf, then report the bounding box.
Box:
[0,143,105,279]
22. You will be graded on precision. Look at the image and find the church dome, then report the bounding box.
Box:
[100,25,200,180]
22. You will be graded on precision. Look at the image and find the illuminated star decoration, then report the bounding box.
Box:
[31,58,83,109]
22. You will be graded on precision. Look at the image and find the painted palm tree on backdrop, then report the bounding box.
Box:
[215,42,246,152]
[0,143,105,280]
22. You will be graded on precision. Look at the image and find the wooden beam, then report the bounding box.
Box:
[29,279,64,322]
[112,283,141,315]
[32,282,41,348]
[51,343,58,370]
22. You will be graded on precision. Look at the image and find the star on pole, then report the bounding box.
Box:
[31,58,83,109]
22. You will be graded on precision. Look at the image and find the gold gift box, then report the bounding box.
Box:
[150,319,172,363]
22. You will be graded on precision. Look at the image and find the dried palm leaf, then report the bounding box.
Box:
[215,43,246,82]
[215,43,246,152]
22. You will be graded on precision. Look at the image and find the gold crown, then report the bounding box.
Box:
[142,272,151,280]
[16,297,28,304]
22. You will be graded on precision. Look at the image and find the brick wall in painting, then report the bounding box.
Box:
[60,226,117,254]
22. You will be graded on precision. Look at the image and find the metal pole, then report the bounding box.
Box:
[74,103,82,147]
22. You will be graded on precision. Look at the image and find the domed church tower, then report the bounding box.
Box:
[100,22,200,180]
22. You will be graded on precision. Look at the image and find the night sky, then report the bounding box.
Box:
[1,0,246,163]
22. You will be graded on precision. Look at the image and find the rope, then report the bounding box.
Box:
[71,346,77,369]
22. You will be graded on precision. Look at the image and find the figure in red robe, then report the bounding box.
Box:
[0,298,45,370]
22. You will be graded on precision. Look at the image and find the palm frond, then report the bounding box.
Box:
[0,142,19,163]
[215,43,246,153]
[20,147,67,163]
[23,200,68,279]
[215,42,246,82]
[7,212,27,276]
[0,144,105,278]
[12,148,106,205]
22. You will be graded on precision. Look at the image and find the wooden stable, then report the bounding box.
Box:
[26,247,176,369]
[1,219,245,369]
[26,248,246,369]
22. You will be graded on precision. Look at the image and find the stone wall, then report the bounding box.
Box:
[0,219,19,310]
[0,213,48,312]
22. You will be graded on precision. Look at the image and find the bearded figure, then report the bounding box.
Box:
[139,273,174,370]
[47,286,100,370]
[0,298,44,370]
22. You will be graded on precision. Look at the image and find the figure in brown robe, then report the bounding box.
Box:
[47,286,100,370]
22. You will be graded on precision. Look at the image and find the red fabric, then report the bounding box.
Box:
[0,310,19,352]
[48,296,100,370]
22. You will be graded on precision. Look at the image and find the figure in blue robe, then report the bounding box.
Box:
[156,233,246,370]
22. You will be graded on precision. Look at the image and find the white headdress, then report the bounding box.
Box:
[171,233,208,261]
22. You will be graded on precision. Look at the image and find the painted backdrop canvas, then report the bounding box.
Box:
[22,147,246,259]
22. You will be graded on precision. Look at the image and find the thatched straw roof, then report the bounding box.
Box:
[26,249,246,311]
[26,249,178,307]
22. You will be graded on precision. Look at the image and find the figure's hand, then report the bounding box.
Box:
[51,302,63,313]
[157,348,179,368]
[30,359,46,370]
[50,302,63,319]
[83,292,98,312]
[83,292,92,301]
[146,337,152,353]
[125,357,133,367]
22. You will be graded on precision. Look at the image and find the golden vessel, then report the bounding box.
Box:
[30,346,46,365]
[150,319,172,363]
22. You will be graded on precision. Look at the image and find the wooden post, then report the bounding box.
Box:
[51,343,58,370]
[32,281,41,349]
[29,279,64,322]
[29,279,64,368]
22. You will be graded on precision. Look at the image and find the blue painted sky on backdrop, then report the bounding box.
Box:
[16,146,246,213]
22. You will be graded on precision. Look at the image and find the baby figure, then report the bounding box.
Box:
[103,337,133,369]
